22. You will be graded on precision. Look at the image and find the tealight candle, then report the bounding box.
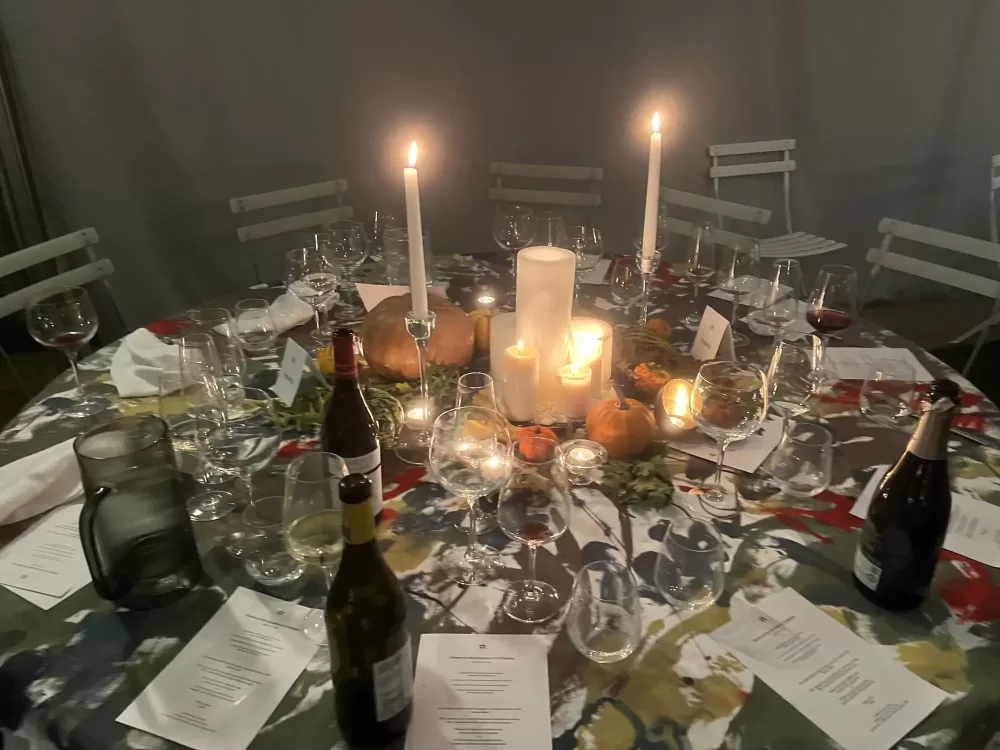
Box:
[502,340,538,422]
[656,378,696,436]
[558,362,592,419]
[560,438,608,486]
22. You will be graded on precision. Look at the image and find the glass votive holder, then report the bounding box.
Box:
[655,379,696,437]
[560,439,608,486]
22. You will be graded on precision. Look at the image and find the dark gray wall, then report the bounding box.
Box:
[1,0,998,325]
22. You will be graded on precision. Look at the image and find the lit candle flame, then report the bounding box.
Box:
[408,141,418,168]
[673,382,689,416]
[517,340,524,354]
[652,112,660,134]
[571,362,578,377]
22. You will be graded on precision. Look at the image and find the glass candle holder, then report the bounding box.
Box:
[655,378,696,437]
[560,439,608,485]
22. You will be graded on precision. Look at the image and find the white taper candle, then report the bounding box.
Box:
[404,141,429,318]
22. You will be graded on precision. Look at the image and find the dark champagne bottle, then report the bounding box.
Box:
[327,474,412,748]
[323,328,383,519]
[853,378,959,610]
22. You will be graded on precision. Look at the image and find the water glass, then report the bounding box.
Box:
[206,387,282,507]
[717,241,761,347]
[242,495,305,586]
[748,258,803,335]
[654,517,725,613]
[186,307,246,400]
[567,561,642,664]
[455,371,498,410]
[767,422,834,498]
[766,333,823,423]
[682,224,716,329]
[860,361,917,427]
[611,257,645,310]
[233,299,278,353]
[383,227,433,286]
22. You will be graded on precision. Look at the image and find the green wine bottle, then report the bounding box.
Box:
[326,473,412,747]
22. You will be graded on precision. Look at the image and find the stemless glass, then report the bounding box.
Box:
[283,451,349,643]
[321,220,369,321]
[537,210,567,248]
[611,257,645,314]
[767,422,834,498]
[455,372,498,410]
[717,241,761,347]
[654,517,725,613]
[567,561,642,664]
[498,437,571,623]
[766,332,823,430]
[286,246,339,344]
[748,258,803,336]
[860,361,917,427]
[430,407,510,585]
[241,495,305,585]
[25,286,105,417]
[691,361,768,518]
[682,224,716,329]
[233,299,278,353]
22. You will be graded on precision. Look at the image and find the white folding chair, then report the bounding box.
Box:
[990,153,1000,244]
[487,162,603,208]
[230,178,354,284]
[659,187,771,250]
[865,217,1000,375]
[709,139,846,258]
[0,228,116,393]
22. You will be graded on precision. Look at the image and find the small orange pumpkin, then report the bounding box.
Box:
[515,425,559,462]
[586,384,657,459]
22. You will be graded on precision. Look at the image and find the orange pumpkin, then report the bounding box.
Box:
[515,425,559,462]
[361,294,475,381]
[585,385,657,459]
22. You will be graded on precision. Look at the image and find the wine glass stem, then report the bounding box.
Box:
[65,351,84,397]
[242,471,254,503]
[313,307,322,333]
[465,497,478,555]
[527,542,538,583]
[639,273,651,326]
[692,282,699,307]
[321,564,335,589]
[714,440,728,490]
[730,294,740,328]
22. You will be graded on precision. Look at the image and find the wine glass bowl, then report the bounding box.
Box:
[611,257,645,312]
[860,362,917,427]
[748,258,803,335]
[536,210,567,248]
[716,241,761,348]
[806,264,858,335]
[766,333,823,422]
[320,220,369,321]
[286,246,340,343]
[493,204,535,301]
[682,224,716,329]
[233,299,278,353]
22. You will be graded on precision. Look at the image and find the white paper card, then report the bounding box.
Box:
[823,348,934,382]
[581,258,611,284]
[691,306,736,361]
[708,276,790,308]
[713,588,946,750]
[852,465,1000,567]
[118,587,319,750]
[407,634,552,750]
[593,297,616,311]
[670,414,783,473]
[355,284,447,313]
[272,338,310,407]
[0,504,91,607]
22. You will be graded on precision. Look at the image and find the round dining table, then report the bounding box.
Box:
[1,252,1000,750]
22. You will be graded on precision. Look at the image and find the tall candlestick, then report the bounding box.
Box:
[403,141,429,318]
[640,113,662,274]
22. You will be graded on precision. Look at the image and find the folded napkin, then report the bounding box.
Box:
[110,328,179,398]
[262,293,314,333]
[0,438,82,525]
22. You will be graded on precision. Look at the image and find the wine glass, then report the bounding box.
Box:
[233,299,278,353]
[241,495,306,585]
[716,241,761,347]
[321,219,369,321]
[492,204,535,299]
[860,361,917,427]
[186,307,246,402]
[429,407,510,585]
[286,246,339,344]
[567,560,642,663]
[691,361,768,518]
[567,226,604,297]
[806,265,858,337]
[610,257,645,314]
[25,287,106,417]
[682,224,716,329]
[654,517,725,613]
[537,210,567,248]
[765,332,823,431]
[283,451,349,643]
[767,422,834,498]
[367,209,401,263]
[455,372,498,410]
[383,227,433,286]
[498,437,571,623]
[747,258,803,336]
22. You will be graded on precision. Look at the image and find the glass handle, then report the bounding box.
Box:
[79,486,127,601]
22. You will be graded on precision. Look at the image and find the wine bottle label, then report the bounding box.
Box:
[853,546,882,591]
[373,635,413,722]
[344,447,384,516]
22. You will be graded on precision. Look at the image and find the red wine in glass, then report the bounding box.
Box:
[47,331,94,352]
[806,309,852,335]
[520,520,552,544]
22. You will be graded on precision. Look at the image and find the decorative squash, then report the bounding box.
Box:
[361,293,475,381]
[586,384,657,459]
[515,425,559,462]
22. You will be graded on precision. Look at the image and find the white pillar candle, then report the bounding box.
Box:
[570,317,614,397]
[489,312,516,386]
[558,363,592,419]
[516,245,575,397]
[640,113,662,273]
[403,141,429,318]
[502,340,538,422]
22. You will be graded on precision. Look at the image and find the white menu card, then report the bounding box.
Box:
[118,587,320,750]
[713,589,946,750]
[670,414,784,473]
[407,634,551,750]
[823,347,934,382]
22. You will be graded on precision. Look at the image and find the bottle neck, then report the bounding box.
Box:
[332,334,358,379]
[906,398,955,461]
[343,500,376,545]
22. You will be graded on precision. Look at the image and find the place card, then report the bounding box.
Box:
[852,465,1000,567]
[713,588,946,750]
[0,504,91,609]
[691,306,736,361]
[823,347,934,382]
[118,587,319,750]
[407,634,551,750]
[669,414,783,473]
[272,338,310,407]
[355,283,447,312]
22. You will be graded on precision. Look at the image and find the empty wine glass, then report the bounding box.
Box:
[860,361,917,427]
[187,307,246,400]
[367,209,401,263]
[383,227,433,286]
[26,286,106,417]
[321,219,369,321]
[430,407,510,585]
[283,451,349,643]
[691,361,768,518]
[498,437,571,623]
[455,372,498,410]
[717,241,761,347]
[241,495,305,586]
[766,333,823,430]
[567,226,604,296]
[233,299,278,353]
[654,517,725,613]
[682,224,716,329]
[748,258,803,336]
[286,246,339,344]
[493,204,535,299]
[611,257,645,314]
[567,560,642,663]
[767,422,833,498]
[537,211,567,248]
